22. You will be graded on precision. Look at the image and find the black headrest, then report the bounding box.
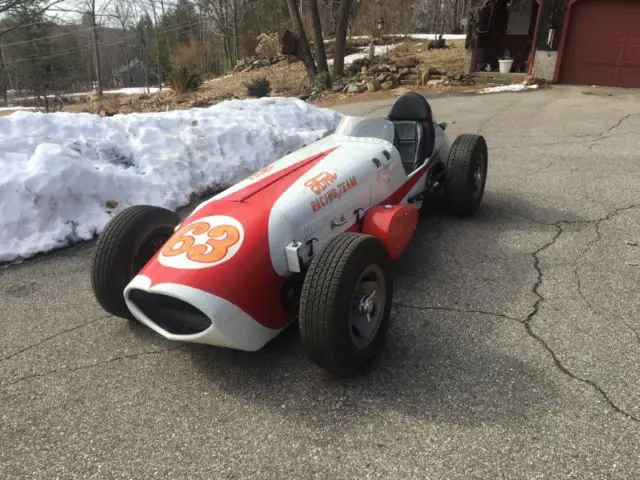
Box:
[388,92,433,121]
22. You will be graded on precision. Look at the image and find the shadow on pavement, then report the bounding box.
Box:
[181,191,586,429]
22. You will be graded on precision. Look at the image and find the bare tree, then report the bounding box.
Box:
[49,0,114,95]
[85,0,106,95]
[307,0,330,86]
[137,0,163,90]
[331,0,351,79]
[285,0,316,81]
[0,0,67,102]
[109,0,133,85]
[203,0,245,69]
[0,0,66,30]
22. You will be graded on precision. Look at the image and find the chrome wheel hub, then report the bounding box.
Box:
[349,264,386,349]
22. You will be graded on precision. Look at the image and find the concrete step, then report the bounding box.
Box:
[472,72,527,85]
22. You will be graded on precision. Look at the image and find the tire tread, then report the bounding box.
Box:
[299,232,391,376]
[445,133,488,217]
[91,205,179,319]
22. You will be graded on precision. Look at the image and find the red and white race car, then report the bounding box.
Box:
[91,92,488,376]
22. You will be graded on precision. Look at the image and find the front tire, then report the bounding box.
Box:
[91,205,180,319]
[299,232,393,376]
[444,134,488,217]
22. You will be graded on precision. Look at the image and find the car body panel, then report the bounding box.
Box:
[123,114,452,351]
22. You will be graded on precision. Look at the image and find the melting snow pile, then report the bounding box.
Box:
[476,83,540,94]
[0,97,342,262]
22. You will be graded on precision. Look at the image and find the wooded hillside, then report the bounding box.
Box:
[0,0,480,104]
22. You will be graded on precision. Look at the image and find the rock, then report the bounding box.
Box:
[105,200,119,210]
[376,73,388,82]
[396,56,419,68]
[399,67,409,75]
[389,66,398,73]
[381,81,395,90]
[331,83,345,93]
[427,79,445,87]
[346,83,362,94]
[367,79,381,92]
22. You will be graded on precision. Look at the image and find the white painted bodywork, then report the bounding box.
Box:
[123,276,282,351]
[123,114,453,351]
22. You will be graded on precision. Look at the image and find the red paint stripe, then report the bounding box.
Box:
[383,163,430,205]
[225,146,339,203]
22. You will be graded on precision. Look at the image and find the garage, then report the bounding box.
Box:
[558,0,640,87]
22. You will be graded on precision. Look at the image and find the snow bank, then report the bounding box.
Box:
[102,87,167,95]
[0,106,36,112]
[476,84,540,94]
[327,33,467,42]
[0,97,342,262]
[328,44,399,67]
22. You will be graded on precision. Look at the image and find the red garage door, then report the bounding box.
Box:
[559,0,640,87]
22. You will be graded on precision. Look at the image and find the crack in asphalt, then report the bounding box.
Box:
[2,346,184,388]
[498,202,640,229]
[421,202,640,423]
[493,136,613,151]
[598,113,639,137]
[0,315,111,363]
[523,208,640,424]
[572,216,640,345]
[589,113,640,149]
[393,301,521,323]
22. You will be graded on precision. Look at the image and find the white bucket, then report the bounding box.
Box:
[498,59,514,74]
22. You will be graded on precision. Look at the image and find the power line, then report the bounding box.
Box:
[0,0,257,49]
[5,18,203,64]
[0,25,96,48]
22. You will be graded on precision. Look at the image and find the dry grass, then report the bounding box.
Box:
[391,38,467,72]
[0,38,473,116]
[311,83,486,108]
[313,39,480,107]
[201,61,310,99]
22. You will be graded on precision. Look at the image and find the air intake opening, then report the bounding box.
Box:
[128,289,212,335]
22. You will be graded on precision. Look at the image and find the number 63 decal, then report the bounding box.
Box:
[158,215,245,270]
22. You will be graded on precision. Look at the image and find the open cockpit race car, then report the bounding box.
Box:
[91,92,489,377]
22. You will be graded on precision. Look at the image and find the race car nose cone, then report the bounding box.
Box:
[123,275,283,351]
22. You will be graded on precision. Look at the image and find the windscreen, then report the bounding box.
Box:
[334,116,395,144]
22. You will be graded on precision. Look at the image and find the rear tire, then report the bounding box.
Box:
[299,232,393,376]
[91,205,180,319]
[444,134,488,217]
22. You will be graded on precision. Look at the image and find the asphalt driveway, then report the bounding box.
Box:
[1,85,639,479]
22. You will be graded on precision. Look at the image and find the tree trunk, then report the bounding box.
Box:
[91,13,103,96]
[308,0,330,87]
[285,0,317,81]
[233,2,239,65]
[151,9,163,91]
[0,43,7,104]
[122,33,131,85]
[331,0,352,79]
